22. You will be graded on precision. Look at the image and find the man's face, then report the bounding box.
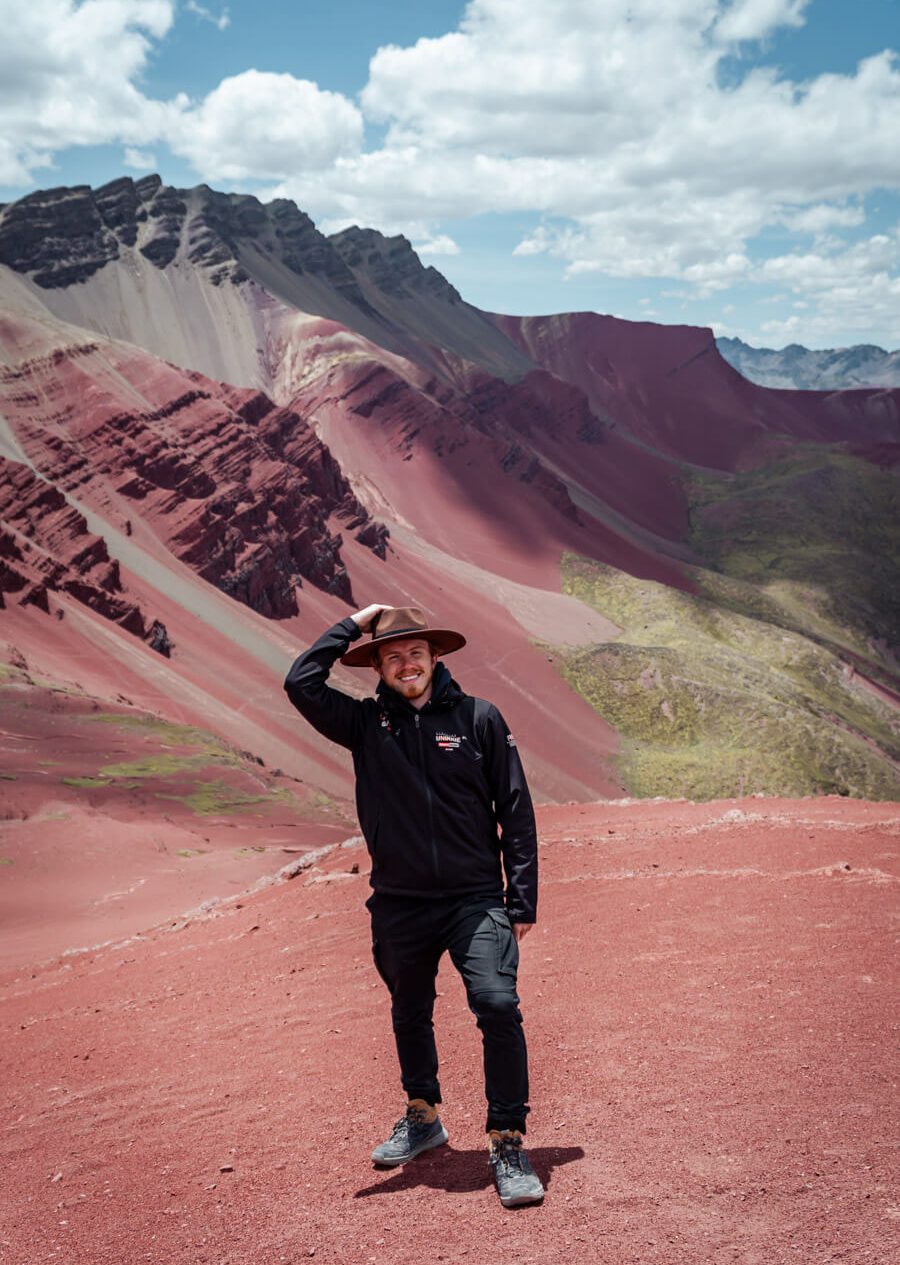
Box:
[375,637,438,703]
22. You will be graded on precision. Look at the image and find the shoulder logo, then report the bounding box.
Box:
[506,733,516,747]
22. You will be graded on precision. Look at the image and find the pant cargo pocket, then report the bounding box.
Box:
[486,907,519,979]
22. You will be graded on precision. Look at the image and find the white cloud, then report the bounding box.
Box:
[185,1,229,30]
[171,70,363,182]
[414,233,460,257]
[781,203,866,235]
[123,145,156,168]
[758,229,900,344]
[0,0,180,185]
[266,0,899,309]
[0,4,359,189]
[317,0,896,336]
[713,0,809,45]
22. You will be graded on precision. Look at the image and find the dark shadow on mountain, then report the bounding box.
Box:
[354,1143,585,1199]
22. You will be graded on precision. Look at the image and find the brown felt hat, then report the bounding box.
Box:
[340,606,466,667]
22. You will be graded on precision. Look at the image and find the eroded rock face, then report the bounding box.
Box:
[0,457,162,645]
[0,186,121,289]
[268,200,373,308]
[0,178,374,302]
[0,332,387,620]
[329,226,462,304]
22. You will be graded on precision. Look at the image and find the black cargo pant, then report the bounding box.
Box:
[367,891,530,1134]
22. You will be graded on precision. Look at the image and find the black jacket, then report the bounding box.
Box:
[283,617,538,922]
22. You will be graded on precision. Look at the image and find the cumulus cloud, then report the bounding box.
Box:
[0,0,181,185]
[713,0,809,45]
[0,3,360,189]
[298,0,895,334]
[123,146,156,169]
[170,71,363,182]
[758,229,900,344]
[331,1,900,261]
[781,204,866,235]
[414,233,460,257]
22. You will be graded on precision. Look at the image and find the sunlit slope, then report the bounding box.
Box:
[688,448,900,684]
[557,554,899,800]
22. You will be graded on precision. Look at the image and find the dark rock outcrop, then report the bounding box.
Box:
[0,178,378,304]
[0,185,120,288]
[329,226,462,304]
[0,341,388,619]
[0,457,166,648]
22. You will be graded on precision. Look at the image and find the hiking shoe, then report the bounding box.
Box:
[371,1103,449,1167]
[489,1133,545,1207]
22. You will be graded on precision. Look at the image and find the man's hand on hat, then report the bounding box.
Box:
[351,603,391,632]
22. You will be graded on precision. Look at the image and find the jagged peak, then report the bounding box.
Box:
[328,223,461,304]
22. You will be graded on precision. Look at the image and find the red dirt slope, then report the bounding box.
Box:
[492,311,900,469]
[1,797,896,1264]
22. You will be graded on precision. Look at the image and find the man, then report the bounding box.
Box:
[284,603,544,1208]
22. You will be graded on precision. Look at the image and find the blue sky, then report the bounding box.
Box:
[1,0,898,348]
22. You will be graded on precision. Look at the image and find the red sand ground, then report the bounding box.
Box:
[0,681,352,970]
[1,796,897,1264]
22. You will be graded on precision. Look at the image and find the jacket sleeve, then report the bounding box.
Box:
[481,703,538,924]
[283,617,367,751]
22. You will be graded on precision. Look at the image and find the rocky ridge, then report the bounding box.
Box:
[0,177,378,305]
[717,335,900,390]
[0,321,388,620]
[329,225,463,304]
[0,455,170,651]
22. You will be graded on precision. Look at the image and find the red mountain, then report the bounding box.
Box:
[1,177,897,810]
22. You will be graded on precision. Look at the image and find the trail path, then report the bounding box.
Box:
[1,797,897,1264]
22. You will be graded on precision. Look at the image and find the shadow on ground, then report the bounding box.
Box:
[355,1144,585,1198]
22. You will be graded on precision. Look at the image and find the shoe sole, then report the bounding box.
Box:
[371,1125,449,1167]
[499,1189,545,1207]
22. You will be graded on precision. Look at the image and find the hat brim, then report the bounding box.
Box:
[340,628,466,667]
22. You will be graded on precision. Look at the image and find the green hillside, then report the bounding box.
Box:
[555,443,900,802]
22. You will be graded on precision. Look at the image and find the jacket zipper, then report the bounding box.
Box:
[414,712,440,883]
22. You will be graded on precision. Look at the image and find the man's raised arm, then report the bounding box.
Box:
[283,604,388,750]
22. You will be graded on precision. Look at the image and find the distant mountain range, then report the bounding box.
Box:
[717,336,900,390]
[0,176,898,803]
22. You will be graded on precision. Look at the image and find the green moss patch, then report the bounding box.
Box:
[98,753,219,779]
[158,779,293,817]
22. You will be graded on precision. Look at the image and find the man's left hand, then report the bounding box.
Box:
[512,922,534,943]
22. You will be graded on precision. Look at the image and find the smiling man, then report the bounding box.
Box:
[284,603,544,1207]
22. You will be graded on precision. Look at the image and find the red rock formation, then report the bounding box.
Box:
[0,456,163,645]
[0,321,388,620]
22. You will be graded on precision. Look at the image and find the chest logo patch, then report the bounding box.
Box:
[434,732,466,751]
